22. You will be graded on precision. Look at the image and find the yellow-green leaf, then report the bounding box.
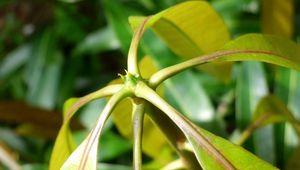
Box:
[219,34,300,71]
[129,1,232,80]
[49,98,78,170]
[50,85,122,170]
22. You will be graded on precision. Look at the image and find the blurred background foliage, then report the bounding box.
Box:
[1,0,300,169]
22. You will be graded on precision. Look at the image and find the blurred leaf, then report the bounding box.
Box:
[252,96,300,130]
[0,43,31,79]
[218,34,300,71]
[262,0,294,37]
[98,131,132,161]
[22,164,48,170]
[0,101,82,134]
[130,1,232,80]
[275,69,300,164]
[24,30,63,109]
[73,27,120,56]
[236,61,275,163]
[96,163,132,170]
[57,0,82,3]
[285,146,300,170]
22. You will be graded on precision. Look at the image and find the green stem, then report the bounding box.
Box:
[132,98,145,170]
[128,17,151,76]
[149,50,276,88]
[65,84,123,122]
[235,113,271,145]
[135,82,235,170]
[77,88,132,170]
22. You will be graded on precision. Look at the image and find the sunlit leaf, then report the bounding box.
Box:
[49,98,78,170]
[215,34,300,71]
[130,1,232,80]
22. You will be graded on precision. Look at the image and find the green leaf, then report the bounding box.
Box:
[49,98,78,170]
[61,89,129,170]
[0,43,31,79]
[219,34,300,71]
[73,27,120,56]
[98,131,132,161]
[130,1,232,80]
[103,0,140,54]
[50,85,122,170]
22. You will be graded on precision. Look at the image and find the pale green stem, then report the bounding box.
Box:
[65,84,123,122]
[149,50,275,88]
[127,17,151,76]
[78,88,132,170]
[135,82,235,170]
[132,98,145,170]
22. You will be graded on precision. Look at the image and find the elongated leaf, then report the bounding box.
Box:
[61,89,129,170]
[50,85,122,170]
[49,98,78,170]
[252,96,300,129]
[0,43,31,79]
[137,84,278,170]
[73,27,120,56]
[130,1,231,80]
[218,34,300,71]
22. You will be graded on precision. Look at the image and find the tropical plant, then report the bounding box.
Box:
[49,1,300,170]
